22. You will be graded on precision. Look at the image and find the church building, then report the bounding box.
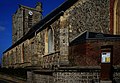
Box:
[2,0,120,83]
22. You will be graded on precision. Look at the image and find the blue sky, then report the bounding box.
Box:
[0,0,65,63]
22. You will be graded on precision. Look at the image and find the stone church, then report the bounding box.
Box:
[2,0,120,83]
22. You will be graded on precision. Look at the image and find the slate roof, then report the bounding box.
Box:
[3,0,78,53]
[70,31,120,46]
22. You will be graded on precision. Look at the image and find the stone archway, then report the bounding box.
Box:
[114,0,120,35]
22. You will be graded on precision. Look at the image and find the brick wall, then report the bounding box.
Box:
[69,43,86,66]
[69,39,120,66]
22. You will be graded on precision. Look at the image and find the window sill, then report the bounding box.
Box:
[43,50,60,57]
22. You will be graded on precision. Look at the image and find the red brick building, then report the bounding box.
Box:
[69,31,120,66]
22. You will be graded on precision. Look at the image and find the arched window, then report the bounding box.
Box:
[11,50,13,65]
[21,44,24,63]
[15,48,18,64]
[45,27,54,54]
[114,0,120,35]
[48,28,54,53]
[7,52,9,66]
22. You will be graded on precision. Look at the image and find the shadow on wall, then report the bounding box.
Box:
[0,67,27,79]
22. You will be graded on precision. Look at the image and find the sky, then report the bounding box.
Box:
[0,0,65,63]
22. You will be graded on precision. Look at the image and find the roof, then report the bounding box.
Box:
[3,0,78,53]
[70,31,120,46]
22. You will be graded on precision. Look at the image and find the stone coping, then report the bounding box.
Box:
[25,65,120,70]
[58,66,101,69]
[27,66,101,73]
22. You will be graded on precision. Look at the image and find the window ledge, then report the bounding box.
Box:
[44,50,60,57]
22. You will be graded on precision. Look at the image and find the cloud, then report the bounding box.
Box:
[0,26,5,31]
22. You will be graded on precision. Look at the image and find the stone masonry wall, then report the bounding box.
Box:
[59,15,69,66]
[113,69,120,81]
[41,20,61,68]
[2,0,120,83]
[27,68,120,83]
[63,0,110,41]
[27,68,100,83]
[12,8,23,44]
[3,0,111,69]
[36,30,45,67]
[52,20,60,52]
[53,70,100,83]
[33,73,54,83]
[12,3,42,44]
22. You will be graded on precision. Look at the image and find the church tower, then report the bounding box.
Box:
[12,2,42,44]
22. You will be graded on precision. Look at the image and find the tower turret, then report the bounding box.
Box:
[35,2,42,12]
